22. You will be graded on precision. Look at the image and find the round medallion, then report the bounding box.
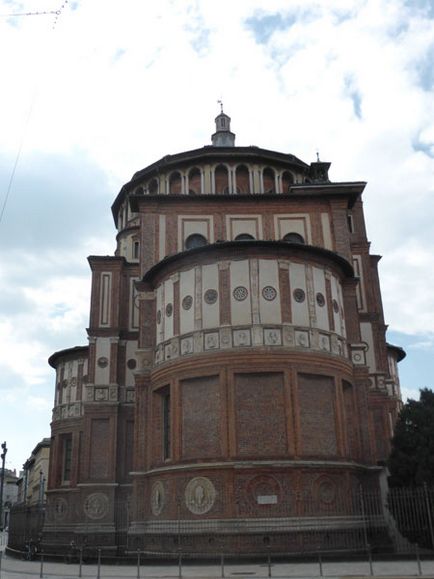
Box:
[165,303,173,317]
[318,479,337,504]
[233,286,248,301]
[316,292,325,307]
[127,358,137,370]
[97,356,108,368]
[262,286,277,301]
[332,299,339,313]
[182,295,193,310]
[151,481,165,516]
[84,493,109,520]
[204,289,218,305]
[156,310,162,324]
[293,288,305,303]
[185,477,216,515]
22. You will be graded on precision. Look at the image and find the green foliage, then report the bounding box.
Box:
[388,388,434,487]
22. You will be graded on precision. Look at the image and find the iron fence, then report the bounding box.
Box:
[6,486,434,559]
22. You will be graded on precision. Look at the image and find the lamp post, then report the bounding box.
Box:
[0,441,7,531]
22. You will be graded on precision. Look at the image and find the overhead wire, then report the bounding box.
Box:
[0,1,70,229]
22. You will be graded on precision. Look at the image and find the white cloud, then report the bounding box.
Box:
[1,0,434,464]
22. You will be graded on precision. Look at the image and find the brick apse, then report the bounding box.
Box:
[44,111,405,555]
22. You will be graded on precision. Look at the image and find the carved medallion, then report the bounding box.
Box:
[332,299,339,313]
[204,289,218,304]
[182,295,193,310]
[262,286,277,301]
[84,493,109,520]
[293,288,305,303]
[185,477,216,515]
[165,303,173,317]
[151,481,165,516]
[233,286,248,301]
[316,292,325,307]
[97,356,108,368]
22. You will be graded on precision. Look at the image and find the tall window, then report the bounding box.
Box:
[162,390,171,460]
[62,436,72,482]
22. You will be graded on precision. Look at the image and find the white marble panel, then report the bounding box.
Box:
[202,264,220,329]
[163,279,174,340]
[230,260,252,326]
[94,338,111,385]
[125,340,138,387]
[259,259,281,324]
[156,284,164,344]
[289,262,309,326]
[180,269,195,335]
[360,322,377,372]
[321,213,332,250]
[313,267,329,331]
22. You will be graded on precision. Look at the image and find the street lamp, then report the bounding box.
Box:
[0,441,7,531]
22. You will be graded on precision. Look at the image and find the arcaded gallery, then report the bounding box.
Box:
[21,112,406,555]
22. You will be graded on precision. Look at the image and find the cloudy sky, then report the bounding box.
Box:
[0,0,433,472]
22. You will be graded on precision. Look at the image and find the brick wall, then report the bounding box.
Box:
[181,375,222,459]
[298,374,337,457]
[234,372,287,457]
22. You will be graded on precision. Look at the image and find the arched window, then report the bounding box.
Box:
[235,233,255,241]
[215,164,229,194]
[169,171,182,195]
[134,186,144,195]
[185,234,207,250]
[235,165,250,194]
[283,232,305,244]
[263,167,275,193]
[148,179,158,195]
[188,168,201,195]
[281,171,294,193]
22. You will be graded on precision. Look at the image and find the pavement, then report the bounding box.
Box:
[1,533,434,579]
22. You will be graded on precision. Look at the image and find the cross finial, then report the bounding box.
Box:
[217,99,223,114]
[316,150,320,162]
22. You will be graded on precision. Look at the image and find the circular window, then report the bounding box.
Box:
[165,303,173,317]
[233,286,248,301]
[332,299,339,313]
[185,234,207,250]
[204,289,218,304]
[235,233,255,241]
[293,288,306,303]
[283,232,305,244]
[262,286,277,301]
[127,359,137,370]
[182,295,193,310]
[316,292,325,307]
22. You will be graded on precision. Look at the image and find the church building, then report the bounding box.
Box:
[43,110,405,554]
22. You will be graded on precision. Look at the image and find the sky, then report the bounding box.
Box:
[0,0,433,472]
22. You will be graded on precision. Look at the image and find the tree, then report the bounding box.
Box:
[388,388,434,487]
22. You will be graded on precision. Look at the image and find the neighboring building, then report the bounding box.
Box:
[1,468,19,529]
[18,439,50,506]
[43,111,405,554]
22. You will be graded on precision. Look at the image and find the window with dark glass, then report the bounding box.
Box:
[235,233,255,241]
[283,232,305,244]
[62,436,72,482]
[185,233,207,250]
[162,390,171,460]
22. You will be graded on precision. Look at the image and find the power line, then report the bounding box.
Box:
[0,0,70,229]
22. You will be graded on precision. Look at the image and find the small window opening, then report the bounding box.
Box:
[133,241,139,260]
[62,436,72,482]
[283,232,305,244]
[185,233,207,250]
[347,213,354,233]
[235,233,255,241]
[162,390,171,460]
